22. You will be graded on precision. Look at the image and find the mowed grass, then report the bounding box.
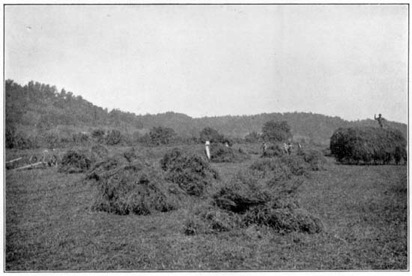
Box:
[5,145,408,270]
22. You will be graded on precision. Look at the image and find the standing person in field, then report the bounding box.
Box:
[374,114,385,128]
[287,142,293,155]
[205,140,211,160]
[262,142,268,156]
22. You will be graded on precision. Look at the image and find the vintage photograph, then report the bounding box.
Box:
[4,3,408,270]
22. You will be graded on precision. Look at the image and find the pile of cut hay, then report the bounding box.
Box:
[183,204,243,235]
[262,143,285,158]
[58,149,92,174]
[90,144,109,161]
[243,205,323,234]
[297,149,327,171]
[160,148,219,196]
[184,157,324,235]
[209,144,250,163]
[92,159,182,215]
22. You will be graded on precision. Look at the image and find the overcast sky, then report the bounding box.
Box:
[5,4,408,123]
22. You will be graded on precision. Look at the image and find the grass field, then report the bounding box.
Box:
[5,144,408,270]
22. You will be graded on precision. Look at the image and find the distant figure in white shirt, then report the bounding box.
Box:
[205,141,211,160]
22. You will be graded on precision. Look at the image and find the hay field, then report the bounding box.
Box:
[5,144,407,270]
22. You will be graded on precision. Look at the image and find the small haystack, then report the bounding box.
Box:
[58,149,92,174]
[90,144,109,161]
[209,144,250,163]
[160,148,220,196]
[261,143,285,158]
[297,149,327,171]
[92,159,181,215]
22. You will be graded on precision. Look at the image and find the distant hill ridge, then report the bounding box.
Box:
[6,80,407,145]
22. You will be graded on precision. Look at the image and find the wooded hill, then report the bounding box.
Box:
[5,79,407,145]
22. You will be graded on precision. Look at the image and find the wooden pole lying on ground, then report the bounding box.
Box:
[6,157,22,164]
[14,162,45,171]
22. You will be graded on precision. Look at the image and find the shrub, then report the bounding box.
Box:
[92,160,181,215]
[58,149,92,173]
[330,127,407,164]
[160,148,220,196]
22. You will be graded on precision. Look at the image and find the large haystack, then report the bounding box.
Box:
[330,126,407,164]
[160,148,219,196]
[92,159,182,215]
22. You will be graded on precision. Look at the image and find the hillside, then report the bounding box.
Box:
[5,79,407,145]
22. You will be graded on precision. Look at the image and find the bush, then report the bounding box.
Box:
[58,149,92,173]
[160,148,220,196]
[92,160,181,215]
[330,127,407,164]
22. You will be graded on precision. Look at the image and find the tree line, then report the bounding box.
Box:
[6,79,407,148]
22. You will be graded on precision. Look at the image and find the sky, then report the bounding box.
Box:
[5,4,409,123]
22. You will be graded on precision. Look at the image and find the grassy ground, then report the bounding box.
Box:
[5,145,408,271]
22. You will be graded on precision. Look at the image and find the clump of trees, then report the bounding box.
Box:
[199,127,225,143]
[330,127,407,165]
[262,120,292,143]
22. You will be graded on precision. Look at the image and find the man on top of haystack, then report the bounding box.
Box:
[374,114,385,128]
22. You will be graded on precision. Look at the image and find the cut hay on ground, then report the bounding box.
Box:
[183,204,243,235]
[160,148,220,196]
[92,159,182,215]
[243,206,324,234]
